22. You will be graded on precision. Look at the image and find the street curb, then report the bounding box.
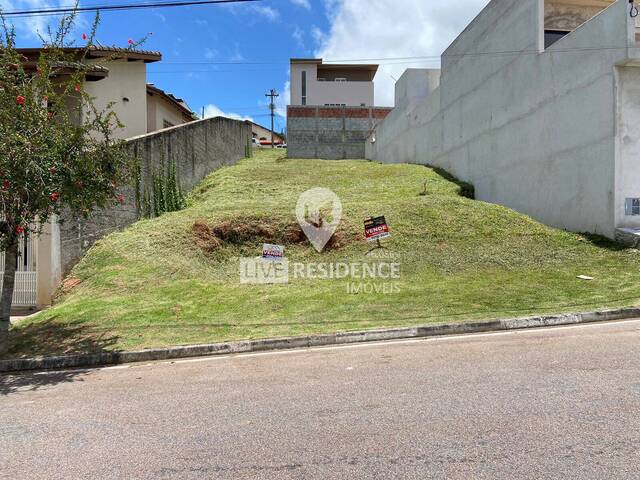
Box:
[2,307,639,373]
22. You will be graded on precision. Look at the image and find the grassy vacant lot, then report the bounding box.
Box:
[8,149,640,357]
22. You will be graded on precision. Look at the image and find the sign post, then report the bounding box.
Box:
[364,216,390,254]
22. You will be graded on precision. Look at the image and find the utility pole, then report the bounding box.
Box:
[265,89,279,148]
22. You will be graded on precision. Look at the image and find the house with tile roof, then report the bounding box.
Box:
[18,46,195,139]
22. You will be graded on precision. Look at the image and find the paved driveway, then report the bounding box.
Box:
[2,319,640,479]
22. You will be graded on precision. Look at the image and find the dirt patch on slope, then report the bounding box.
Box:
[192,217,347,252]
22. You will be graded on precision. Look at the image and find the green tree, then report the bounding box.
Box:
[0,8,136,354]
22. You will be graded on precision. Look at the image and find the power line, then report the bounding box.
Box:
[1,0,262,18]
[148,68,288,74]
[4,1,630,61]
[145,41,631,76]
[154,44,635,66]
[3,0,632,61]
[193,104,278,113]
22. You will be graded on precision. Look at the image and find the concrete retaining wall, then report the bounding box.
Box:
[287,106,392,159]
[59,116,251,274]
[366,0,639,239]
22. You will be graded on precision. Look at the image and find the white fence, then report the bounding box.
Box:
[0,234,37,307]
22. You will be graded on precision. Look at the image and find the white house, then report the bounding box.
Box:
[367,0,640,243]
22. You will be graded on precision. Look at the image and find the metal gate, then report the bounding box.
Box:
[0,234,37,307]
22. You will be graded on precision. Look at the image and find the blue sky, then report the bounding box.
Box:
[3,0,490,132]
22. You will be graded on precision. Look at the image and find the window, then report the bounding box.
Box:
[163,120,175,129]
[544,30,570,49]
[301,70,307,106]
[626,198,640,216]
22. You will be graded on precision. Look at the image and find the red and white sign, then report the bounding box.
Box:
[262,243,285,261]
[364,216,390,242]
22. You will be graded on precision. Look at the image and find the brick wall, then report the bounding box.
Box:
[287,106,392,160]
[59,116,251,274]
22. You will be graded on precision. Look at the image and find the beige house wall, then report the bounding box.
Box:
[290,62,375,107]
[147,92,192,132]
[83,59,148,139]
[35,218,61,309]
[290,62,314,105]
[252,122,284,144]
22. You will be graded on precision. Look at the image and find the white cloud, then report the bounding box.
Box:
[251,5,280,22]
[222,2,281,24]
[230,48,245,62]
[204,48,218,59]
[310,26,325,45]
[290,0,311,9]
[0,0,89,41]
[152,10,167,23]
[276,81,290,118]
[314,0,490,106]
[292,25,304,48]
[203,104,253,122]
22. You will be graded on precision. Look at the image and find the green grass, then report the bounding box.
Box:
[8,149,640,357]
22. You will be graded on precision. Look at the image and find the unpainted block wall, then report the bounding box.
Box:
[59,116,251,274]
[287,106,392,159]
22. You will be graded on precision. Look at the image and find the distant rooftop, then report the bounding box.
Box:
[291,58,378,71]
[147,84,196,119]
[17,46,162,63]
[291,58,379,81]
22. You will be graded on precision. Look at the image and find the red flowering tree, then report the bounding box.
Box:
[0,11,136,354]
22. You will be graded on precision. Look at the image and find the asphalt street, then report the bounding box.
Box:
[2,319,640,479]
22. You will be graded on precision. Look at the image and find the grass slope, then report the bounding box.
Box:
[8,149,640,357]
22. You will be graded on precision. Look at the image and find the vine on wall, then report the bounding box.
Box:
[140,159,186,218]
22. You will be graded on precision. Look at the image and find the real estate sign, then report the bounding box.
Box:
[364,216,390,242]
[262,243,285,261]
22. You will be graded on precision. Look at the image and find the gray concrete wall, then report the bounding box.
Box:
[367,0,637,239]
[58,116,251,275]
[616,65,640,231]
[394,69,440,113]
[288,106,392,160]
